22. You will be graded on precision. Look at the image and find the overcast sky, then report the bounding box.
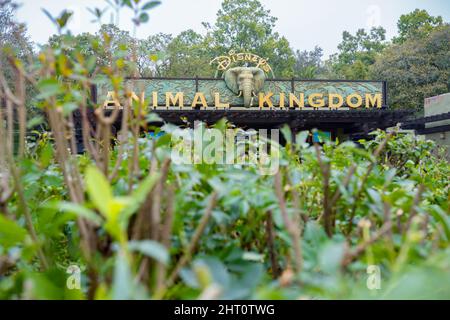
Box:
[15,0,450,58]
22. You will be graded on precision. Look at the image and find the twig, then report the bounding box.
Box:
[403,184,425,234]
[346,132,394,235]
[274,171,302,274]
[314,143,333,237]
[165,192,218,288]
[342,221,392,267]
[266,210,280,278]
[155,185,175,293]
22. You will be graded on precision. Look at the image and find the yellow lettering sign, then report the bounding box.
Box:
[214,92,229,109]
[259,92,274,108]
[347,93,363,108]
[103,91,121,108]
[365,93,382,108]
[152,91,158,108]
[166,92,184,108]
[329,93,344,110]
[279,93,286,109]
[191,92,208,108]
[309,93,325,108]
[289,93,304,109]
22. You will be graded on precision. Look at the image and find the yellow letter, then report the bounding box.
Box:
[128,91,142,108]
[289,93,305,109]
[347,93,363,108]
[259,92,274,108]
[279,93,286,109]
[365,93,382,108]
[166,92,184,108]
[329,93,343,110]
[103,91,121,109]
[309,93,325,108]
[152,91,158,108]
[191,92,208,108]
[214,92,229,109]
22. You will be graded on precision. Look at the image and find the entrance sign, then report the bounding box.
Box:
[100,78,385,110]
[97,51,386,110]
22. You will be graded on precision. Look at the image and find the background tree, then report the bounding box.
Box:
[137,33,172,77]
[163,30,215,77]
[293,46,325,79]
[328,27,386,79]
[205,0,295,77]
[371,25,450,110]
[0,0,34,81]
[394,9,444,44]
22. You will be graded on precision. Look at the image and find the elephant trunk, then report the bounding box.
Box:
[241,81,254,107]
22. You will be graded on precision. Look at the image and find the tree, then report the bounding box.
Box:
[0,1,34,80]
[371,25,450,110]
[137,33,172,77]
[394,9,444,44]
[0,0,36,118]
[48,24,138,75]
[163,30,215,77]
[330,27,386,79]
[294,46,324,79]
[205,0,295,77]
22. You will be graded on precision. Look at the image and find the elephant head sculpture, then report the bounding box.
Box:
[224,67,266,107]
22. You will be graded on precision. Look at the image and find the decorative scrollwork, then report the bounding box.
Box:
[210,50,275,78]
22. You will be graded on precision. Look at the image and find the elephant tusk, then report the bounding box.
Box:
[237,90,243,97]
[252,91,257,97]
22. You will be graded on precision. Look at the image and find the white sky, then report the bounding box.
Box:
[15,0,450,58]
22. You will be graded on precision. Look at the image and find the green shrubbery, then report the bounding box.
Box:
[0,124,449,299]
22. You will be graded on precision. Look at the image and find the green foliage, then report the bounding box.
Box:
[329,27,387,80]
[1,125,449,299]
[294,46,325,79]
[370,25,450,109]
[206,0,295,77]
[163,30,215,77]
[394,9,444,44]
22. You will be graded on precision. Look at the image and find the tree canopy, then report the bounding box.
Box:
[394,9,444,44]
[371,25,450,109]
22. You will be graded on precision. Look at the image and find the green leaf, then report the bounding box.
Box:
[27,116,45,129]
[39,142,53,168]
[41,8,55,24]
[112,249,133,299]
[280,125,292,144]
[141,1,161,10]
[128,240,169,264]
[121,173,160,221]
[56,10,73,29]
[85,166,112,218]
[37,79,62,99]
[0,215,28,249]
[139,12,149,23]
[318,241,346,274]
[121,0,132,8]
[61,102,78,116]
[429,205,450,241]
[57,202,103,226]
